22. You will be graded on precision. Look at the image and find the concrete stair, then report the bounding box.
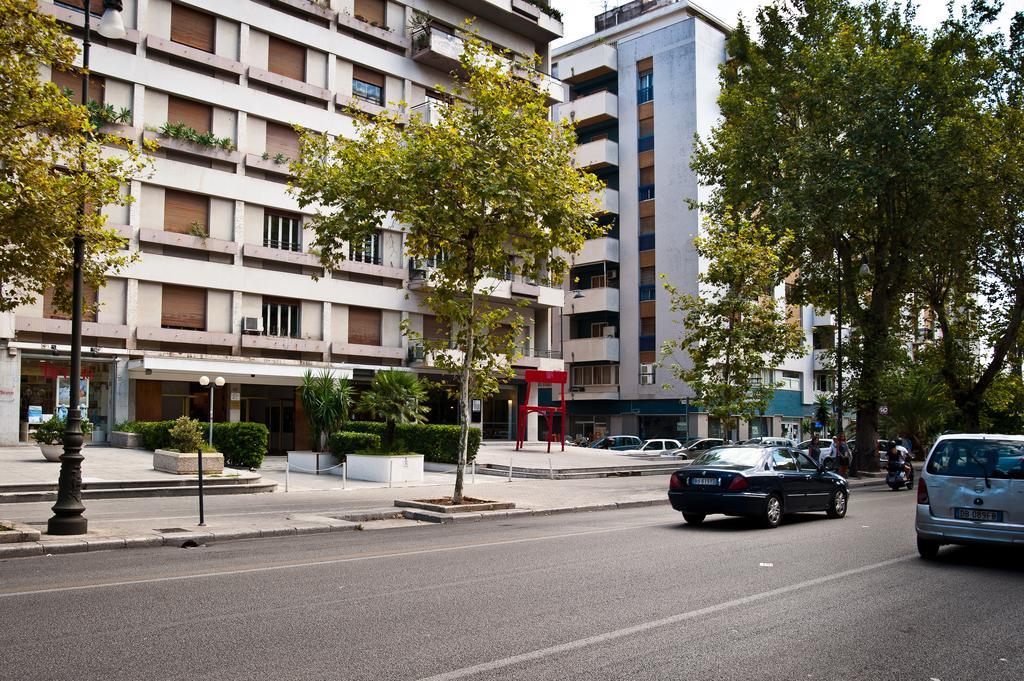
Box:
[0,475,276,503]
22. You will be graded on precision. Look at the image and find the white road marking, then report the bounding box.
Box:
[0,520,670,598]
[416,554,917,681]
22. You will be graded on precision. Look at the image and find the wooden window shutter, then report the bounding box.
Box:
[347,307,381,346]
[638,117,654,137]
[170,3,216,53]
[352,66,386,88]
[161,285,206,330]
[423,315,449,342]
[639,216,655,234]
[640,316,656,336]
[268,37,306,82]
[51,69,105,105]
[164,189,208,234]
[63,0,104,16]
[265,122,300,159]
[637,57,654,71]
[354,0,386,26]
[43,283,97,322]
[167,95,211,133]
[639,166,655,186]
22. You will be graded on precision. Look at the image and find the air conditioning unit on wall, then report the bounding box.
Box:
[242,317,264,334]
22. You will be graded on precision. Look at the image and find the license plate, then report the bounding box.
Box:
[691,477,719,486]
[954,508,1003,522]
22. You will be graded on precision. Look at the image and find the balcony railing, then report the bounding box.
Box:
[638,233,656,251]
[639,285,656,301]
[638,86,654,104]
[638,184,656,201]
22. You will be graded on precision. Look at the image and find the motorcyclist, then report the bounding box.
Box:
[885,441,912,489]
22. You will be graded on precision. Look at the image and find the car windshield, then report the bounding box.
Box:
[691,447,764,469]
[926,439,1024,478]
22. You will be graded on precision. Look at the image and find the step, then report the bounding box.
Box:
[0,475,256,494]
[0,480,277,504]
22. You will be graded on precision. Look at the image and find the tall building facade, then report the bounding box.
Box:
[0,0,565,449]
[552,0,831,443]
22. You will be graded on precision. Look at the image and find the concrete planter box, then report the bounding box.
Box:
[287,450,343,476]
[395,499,514,514]
[39,444,64,462]
[153,449,224,475]
[110,431,142,449]
[0,521,42,544]
[347,453,424,483]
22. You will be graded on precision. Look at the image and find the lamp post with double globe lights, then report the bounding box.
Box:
[47,1,128,536]
[199,376,225,446]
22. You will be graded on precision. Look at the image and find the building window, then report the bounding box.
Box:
[265,121,300,161]
[348,306,382,346]
[349,231,381,264]
[263,300,300,338]
[43,283,97,322]
[640,316,656,336]
[590,322,609,338]
[51,69,104,105]
[573,364,619,387]
[638,70,653,103]
[780,370,802,391]
[162,285,206,330]
[264,212,301,251]
[164,189,208,235]
[590,274,606,288]
[639,362,655,385]
[170,3,216,53]
[354,0,387,26]
[167,95,212,133]
[353,67,385,106]
[268,36,306,82]
[814,372,834,392]
[639,166,655,201]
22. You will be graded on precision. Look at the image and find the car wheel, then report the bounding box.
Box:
[761,494,783,528]
[682,512,705,525]
[826,489,848,518]
[917,536,941,560]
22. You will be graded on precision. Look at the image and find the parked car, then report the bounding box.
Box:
[742,436,796,447]
[668,445,850,528]
[915,434,1024,559]
[589,435,643,451]
[622,439,683,455]
[669,438,727,459]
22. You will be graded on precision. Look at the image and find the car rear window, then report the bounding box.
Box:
[926,439,1024,478]
[691,447,764,468]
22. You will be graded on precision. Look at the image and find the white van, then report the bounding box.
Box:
[916,434,1024,558]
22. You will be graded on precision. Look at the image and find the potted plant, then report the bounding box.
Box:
[152,416,224,474]
[32,416,93,462]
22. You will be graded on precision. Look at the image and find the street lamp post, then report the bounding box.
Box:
[199,376,225,446]
[47,0,127,537]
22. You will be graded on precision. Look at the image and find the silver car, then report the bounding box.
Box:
[916,434,1024,559]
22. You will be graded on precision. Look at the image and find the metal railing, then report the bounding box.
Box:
[638,184,656,201]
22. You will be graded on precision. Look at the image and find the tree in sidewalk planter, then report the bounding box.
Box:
[290,34,604,503]
[690,0,1013,471]
[879,368,954,460]
[660,216,805,441]
[168,416,207,453]
[300,370,352,452]
[0,0,149,313]
[357,371,430,451]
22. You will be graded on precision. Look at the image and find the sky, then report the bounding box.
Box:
[551,0,1024,47]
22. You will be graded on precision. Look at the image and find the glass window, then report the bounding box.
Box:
[796,452,821,471]
[691,447,763,468]
[640,266,656,286]
[772,449,798,471]
[262,301,300,338]
[638,70,653,103]
[264,213,301,251]
[640,316,656,336]
[926,439,1024,479]
[780,370,801,391]
[350,231,381,264]
[353,78,384,106]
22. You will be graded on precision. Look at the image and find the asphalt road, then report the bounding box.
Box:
[1,487,1021,681]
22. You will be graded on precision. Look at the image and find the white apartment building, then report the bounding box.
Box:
[552,0,834,443]
[0,0,566,450]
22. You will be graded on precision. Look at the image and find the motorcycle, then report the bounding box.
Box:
[885,456,914,491]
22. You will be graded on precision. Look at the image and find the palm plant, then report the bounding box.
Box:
[813,394,832,435]
[358,370,430,450]
[300,370,352,452]
[881,372,954,460]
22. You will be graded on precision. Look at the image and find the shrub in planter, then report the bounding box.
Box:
[339,421,480,464]
[328,431,382,459]
[212,422,269,469]
[32,416,93,445]
[168,416,205,453]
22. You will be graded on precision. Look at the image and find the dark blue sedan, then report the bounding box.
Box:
[668,446,850,528]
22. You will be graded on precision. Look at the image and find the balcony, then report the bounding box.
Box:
[242,243,321,268]
[336,11,410,51]
[331,342,405,361]
[410,101,445,126]
[244,153,292,178]
[563,336,619,363]
[444,0,564,42]
[571,287,619,314]
[512,347,564,372]
[574,139,618,170]
[144,35,243,78]
[412,27,565,105]
[557,90,618,127]
[813,349,832,371]
[144,130,241,165]
[553,43,617,84]
[37,1,140,43]
[136,326,235,347]
[242,334,328,354]
[15,316,129,340]
[574,237,619,265]
[247,66,331,103]
[593,187,619,214]
[138,228,239,256]
[813,309,834,327]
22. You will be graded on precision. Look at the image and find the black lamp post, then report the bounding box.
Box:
[48,0,127,536]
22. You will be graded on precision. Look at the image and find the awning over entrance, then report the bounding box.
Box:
[126,356,354,386]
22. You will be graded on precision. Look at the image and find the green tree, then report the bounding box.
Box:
[691,0,1005,470]
[290,35,603,502]
[358,370,430,450]
[880,369,953,459]
[300,370,353,452]
[0,0,147,312]
[660,216,805,437]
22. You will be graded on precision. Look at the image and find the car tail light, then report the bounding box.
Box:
[670,473,684,490]
[728,475,749,491]
[917,477,929,504]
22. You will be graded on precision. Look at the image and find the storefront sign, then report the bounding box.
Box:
[0,387,15,402]
[230,392,241,402]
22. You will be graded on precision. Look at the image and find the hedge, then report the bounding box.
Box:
[337,421,481,464]
[119,420,268,469]
[328,432,382,458]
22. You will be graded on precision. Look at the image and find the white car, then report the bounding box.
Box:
[916,433,1024,559]
[621,439,683,456]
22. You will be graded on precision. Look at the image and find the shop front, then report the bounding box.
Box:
[18,356,117,443]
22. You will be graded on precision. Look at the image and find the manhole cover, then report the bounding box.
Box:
[154,527,189,533]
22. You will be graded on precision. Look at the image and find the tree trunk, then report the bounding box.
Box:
[385,420,396,450]
[454,294,476,505]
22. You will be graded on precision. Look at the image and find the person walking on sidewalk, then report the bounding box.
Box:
[833,434,851,477]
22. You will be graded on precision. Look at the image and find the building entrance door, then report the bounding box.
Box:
[267,398,295,454]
